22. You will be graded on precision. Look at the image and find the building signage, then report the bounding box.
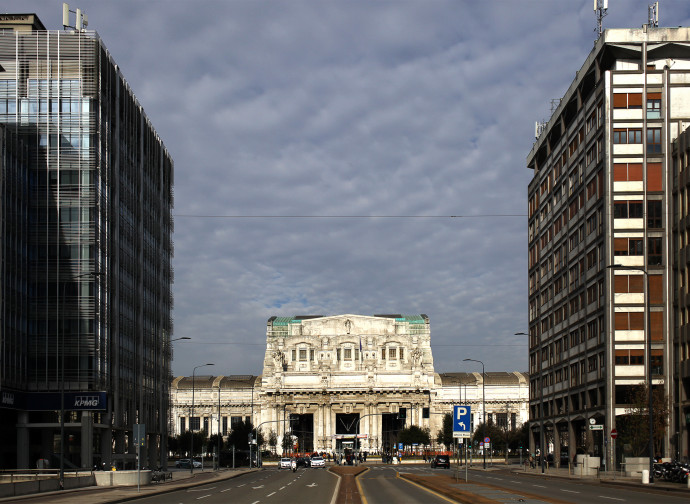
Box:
[0,390,107,411]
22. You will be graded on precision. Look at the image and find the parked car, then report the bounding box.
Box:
[175,459,202,469]
[279,457,293,469]
[431,455,450,469]
[310,456,325,468]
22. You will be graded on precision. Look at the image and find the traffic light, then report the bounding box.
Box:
[397,408,406,420]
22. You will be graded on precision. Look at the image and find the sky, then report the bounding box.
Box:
[7,1,690,378]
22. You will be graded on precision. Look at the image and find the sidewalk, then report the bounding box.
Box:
[0,468,256,504]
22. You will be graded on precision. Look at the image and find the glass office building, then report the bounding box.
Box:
[0,13,174,470]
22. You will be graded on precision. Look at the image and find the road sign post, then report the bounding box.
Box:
[453,406,471,482]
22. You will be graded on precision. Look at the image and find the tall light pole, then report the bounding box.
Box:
[60,270,102,490]
[160,337,191,470]
[463,358,486,469]
[191,363,214,474]
[608,264,654,482]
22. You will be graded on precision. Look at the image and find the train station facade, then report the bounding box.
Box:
[171,314,528,454]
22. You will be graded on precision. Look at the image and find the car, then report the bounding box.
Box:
[279,457,292,469]
[431,455,450,469]
[175,459,190,468]
[174,459,202,469]
[310,456,325,468]
[296,456,310,468]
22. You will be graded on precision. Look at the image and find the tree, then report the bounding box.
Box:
[167,435,178,456]
[176,430,209,457]
[268,430,278,454]
[619,383,670,457]
[281,430,295,454]
[435,413,454,450]
[506,422,529,453]
[228,419,263,451]
[471,422,505,453]
[398,425,431,447]
[208,433,224,453]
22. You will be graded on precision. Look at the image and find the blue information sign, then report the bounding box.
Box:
[453,405,471,438]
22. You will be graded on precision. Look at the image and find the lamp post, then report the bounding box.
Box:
[60,270,102,490]
[191,363,214,474]
[608,264,654,482]
[463,358,486,469]
[516,330,544,473]
[160,337,191,470]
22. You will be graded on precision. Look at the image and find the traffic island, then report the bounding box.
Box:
[329,466,367,504]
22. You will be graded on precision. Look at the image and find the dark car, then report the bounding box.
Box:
[296,457,310,468]
[431,455,450,469]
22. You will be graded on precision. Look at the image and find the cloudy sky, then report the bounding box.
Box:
[9,1,690,378]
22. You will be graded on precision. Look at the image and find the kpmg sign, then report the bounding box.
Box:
[0,390,107,411]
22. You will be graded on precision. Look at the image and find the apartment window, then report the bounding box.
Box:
[646,93,661,119]
[614,274,644,293]
[613,128,642,144]
[647,200,662,228]
[648,237,662,265]
[614,312,644,330]
[614,237,643,256]
[613,201,643,219]
[389,348,397,360]
[292,349,296,361]
[344,348,352,360]
[299,349,307,361]
[647,162,663,191]
[651,350,663,375]
[180,417,186,433]
[647,128,662,153]
[614,163,643,181]
[613,92,642,109]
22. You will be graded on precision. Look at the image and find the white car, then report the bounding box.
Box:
[310,456,325,468]
[279,457,292,469]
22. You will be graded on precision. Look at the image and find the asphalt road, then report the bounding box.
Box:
[120,467,337,504]
[469,468,690,504]
[358,466,456,504]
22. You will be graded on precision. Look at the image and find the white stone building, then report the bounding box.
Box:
[170,314,528,454]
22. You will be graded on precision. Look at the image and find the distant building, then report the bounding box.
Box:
[526,26,690,465]
[0,13,173,469]
[171,315,528,455]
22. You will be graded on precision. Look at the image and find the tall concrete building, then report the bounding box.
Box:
[0,13,173,469]
[526,25,690,467]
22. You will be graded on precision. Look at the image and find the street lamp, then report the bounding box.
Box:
[191,363,214,474]
[60,270,102,490]
[159,337,191,470]
[463,358,486,469]
[607,264,654,482]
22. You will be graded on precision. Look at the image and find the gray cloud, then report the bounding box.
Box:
[10,0,690,376]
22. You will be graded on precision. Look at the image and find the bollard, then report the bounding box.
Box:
[641,469,649,484]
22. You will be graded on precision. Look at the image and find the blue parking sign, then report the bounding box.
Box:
[453,405,471,438]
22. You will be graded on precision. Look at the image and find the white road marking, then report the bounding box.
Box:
[307,483,317,487]
[561,489,580,494]
[196,495,211,500]
[533,484,547,488]
[252,485,265,489]
[252,501,260,504]
[267,492,276,497]
[237,484,246,487]
[221,488,232,493]
[280,486,286,490]
[599,497,624,501]
[510,480,520,484]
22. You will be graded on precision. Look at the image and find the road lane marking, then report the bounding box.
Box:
[221,488,231,492]
[599,497,624,501]
[561,489,580,493]
[237,484,246,487]
[196,495,211,500]
[267,492,276,497]
[280,486,286,490]
[533,484,547,488]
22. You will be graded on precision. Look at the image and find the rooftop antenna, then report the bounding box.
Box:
[62,3,88,31]
[648,2,659,28]
[594,0,609,38]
